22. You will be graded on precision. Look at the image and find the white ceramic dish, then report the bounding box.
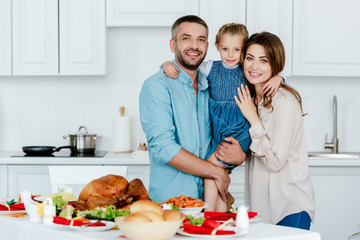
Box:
[33,195,78,203]
[249,215,262,223]
[177,226,248,238]
[115,217,183,240]
[178,203,210,216]
[0,210,27,215]
[66,220,116,232]
[217,215,262,224]
[33,196,44,202]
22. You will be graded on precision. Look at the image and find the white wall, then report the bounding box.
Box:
[0,27,359,153]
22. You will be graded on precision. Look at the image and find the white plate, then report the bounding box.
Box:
[33,196,45,202]
[0,210,27,215]
[177,226,248,238]
[217,215,262,224]
[33,195,77,202]
[249,215,261,223]
[66,220,116,232]
[178,203,210,216]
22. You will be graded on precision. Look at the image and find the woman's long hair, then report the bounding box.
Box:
[241,32,305,115]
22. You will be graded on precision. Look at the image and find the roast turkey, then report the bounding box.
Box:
[74,174,150,210]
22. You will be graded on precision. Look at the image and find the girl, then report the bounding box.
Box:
[234,32,315,229]
[163,23,284,212]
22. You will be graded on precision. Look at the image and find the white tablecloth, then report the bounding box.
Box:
[0,215,321,240]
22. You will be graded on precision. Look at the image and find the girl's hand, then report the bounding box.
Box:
[263,75,283,96]
[234,84,260,126]
[163,61,179,79]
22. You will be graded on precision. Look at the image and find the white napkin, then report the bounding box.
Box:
[132,151,149,158]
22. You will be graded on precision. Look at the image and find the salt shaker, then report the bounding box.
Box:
[235,205,249,230]
[43,198,56,225]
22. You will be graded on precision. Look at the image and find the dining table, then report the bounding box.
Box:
[0,214,321,240]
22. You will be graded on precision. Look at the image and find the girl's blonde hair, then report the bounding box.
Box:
[215,23,249,45]
[241,31,305,115]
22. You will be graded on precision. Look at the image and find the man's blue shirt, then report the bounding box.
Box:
[139,63,211,202]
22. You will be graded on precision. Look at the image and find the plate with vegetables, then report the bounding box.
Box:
[76,205,130,221]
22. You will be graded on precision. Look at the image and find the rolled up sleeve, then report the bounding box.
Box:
[140,77,182,164]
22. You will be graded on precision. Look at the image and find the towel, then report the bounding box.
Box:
[0,203,25,211]
[53,216,106,227]
[183,219,236,235]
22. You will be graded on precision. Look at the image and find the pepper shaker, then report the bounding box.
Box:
[235,205,249,230]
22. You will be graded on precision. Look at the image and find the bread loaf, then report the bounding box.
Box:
[124,213,151,222]
[163,210,182,221]
[130,200,163,216]
[141,211,164,222]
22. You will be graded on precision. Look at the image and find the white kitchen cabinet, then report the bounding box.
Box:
[4,162,243,206]
[0,165,7,199]
[0,0,12,76]
[127,165,150,190]
[59,0,106,75]
[199,0,246,60]
[8,165,51,197]
[246,0,292,76]
[229,166,245,207]
[5,164,150,198]
[12,0,106,76]
[106,0,199,27]
[12,0,58,75]
[310,166,360,240]
[293,0,360,76]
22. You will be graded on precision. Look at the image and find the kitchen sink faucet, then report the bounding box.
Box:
[324,95,338,153]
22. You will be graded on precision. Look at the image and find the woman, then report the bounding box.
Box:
[234,32,315,230]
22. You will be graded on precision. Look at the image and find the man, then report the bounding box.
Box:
[139,15,245,203]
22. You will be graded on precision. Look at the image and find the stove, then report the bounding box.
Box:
[11,150,108,158]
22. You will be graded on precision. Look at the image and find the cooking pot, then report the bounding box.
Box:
[63,126,101,153]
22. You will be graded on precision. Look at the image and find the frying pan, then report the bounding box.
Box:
[22,146,76,156]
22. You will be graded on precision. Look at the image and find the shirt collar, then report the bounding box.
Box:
[172,61,209,90]
[221,61,240,70]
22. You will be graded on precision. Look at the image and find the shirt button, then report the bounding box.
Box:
[200,147,203,151]
[190,80,192,83]
[183,82,186,84]
[193,92,196,95]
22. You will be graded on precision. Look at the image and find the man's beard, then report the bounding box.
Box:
[175,48,206,70]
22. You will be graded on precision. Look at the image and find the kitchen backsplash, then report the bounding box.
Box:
[0,27,359,152]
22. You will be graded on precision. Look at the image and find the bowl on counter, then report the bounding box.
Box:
[115,217,183,240]
[177,202,210,216]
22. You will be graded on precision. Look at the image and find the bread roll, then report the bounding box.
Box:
[130,200,163,215]
[163,210,182,221]
[124,213,151,222]
[141,211,164,222]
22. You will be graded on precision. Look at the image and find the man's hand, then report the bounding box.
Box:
[169,148,231,202]
[213,166,231,202]
[215,136,246,166]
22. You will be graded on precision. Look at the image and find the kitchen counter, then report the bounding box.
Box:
[1,151,360,166]
[1,151,359,240]
[0,151,150,165]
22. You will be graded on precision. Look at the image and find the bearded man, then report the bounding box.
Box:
[139,15,245,203]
